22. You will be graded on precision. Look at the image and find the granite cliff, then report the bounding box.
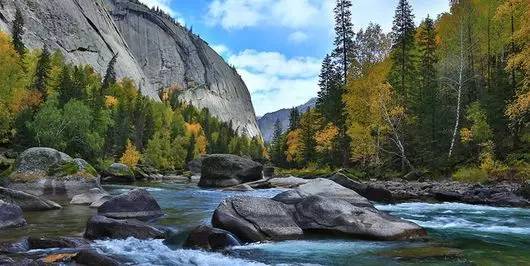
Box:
[0,0,260,137]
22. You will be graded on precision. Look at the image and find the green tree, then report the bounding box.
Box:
[288,107,300,130]
[332,0,357,80]
[12,8,25,56]
[33,47,51,98]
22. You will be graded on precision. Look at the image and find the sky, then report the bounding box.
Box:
[139,0,451,116]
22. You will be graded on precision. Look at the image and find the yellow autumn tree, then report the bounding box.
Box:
[104,95,118,108]
[285,129,304,165]
[185,122,207,155]
[120,140,141,167]
[315,123,339,153]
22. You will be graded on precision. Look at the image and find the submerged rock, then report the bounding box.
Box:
[73,249,121,266]
[98,189,163,221]
[199,154,263,188]
[222,184,254,192]
[0,200,26,230]
[7,147,100,198]
[184,225,240,250]
[27,236,90,249]
[84,215,165,240]
[379,246,464,261]
[213,179,426,243]
[0,187,61,211]
[71,188,110,205]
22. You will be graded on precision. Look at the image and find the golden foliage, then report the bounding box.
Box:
[120,140,141,167]
[185,122,203,136]
[460,128,473,144]
[196,135,208,155]
[104,95,118,108]
[315,123,339,153]
[285,129,303,164]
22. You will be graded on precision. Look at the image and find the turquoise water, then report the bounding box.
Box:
[3,180,530,265]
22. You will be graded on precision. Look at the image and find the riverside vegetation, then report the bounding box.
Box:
[269,0,529,183]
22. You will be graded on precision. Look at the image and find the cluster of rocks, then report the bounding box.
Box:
[327,171,530,207]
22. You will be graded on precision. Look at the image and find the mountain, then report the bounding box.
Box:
[258,98,317,143]
[0,0,260,137]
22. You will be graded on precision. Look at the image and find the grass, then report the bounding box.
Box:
[276,166,334,178]
[452,166,489,183]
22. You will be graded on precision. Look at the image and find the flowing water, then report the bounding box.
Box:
[2,180,530,265]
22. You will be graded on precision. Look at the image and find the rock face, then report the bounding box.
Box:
[0,200,26,230]
[98,188,163,221]
[199,154,263,188]
[7,147,100,198]
[0,187,61,211]
[84,215,165,240]
[0,0,260,137]
[184,225,240,251]
[213,179,426,242]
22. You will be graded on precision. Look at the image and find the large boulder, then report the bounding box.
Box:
[73,249,121,266]
[212,196,303,242]
[187,157,204,175]
[98,189,163,221]
[84,215,165,240]
[7,147,100,198]
[212,179,426,243]
[199,154,263,188]
[0,187,61,211]
[71,188,110,205]
[0,200,26,230]
[183,225,240,250]
[102,163,135,183]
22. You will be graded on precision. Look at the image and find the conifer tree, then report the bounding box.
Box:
[33,47,51,98]
[270,119,284,165]
[332,0,357,81]
[98,54,118,106]
[288,108,300,130]
[389,0,417,104]
[57,65,75,106]
[12,8,25,56]
[316,54,342,124]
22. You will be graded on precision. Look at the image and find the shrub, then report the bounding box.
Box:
[453,167,489,183]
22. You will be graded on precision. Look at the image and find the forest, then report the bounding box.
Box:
[269,0,529,182]
[0,9,266,174]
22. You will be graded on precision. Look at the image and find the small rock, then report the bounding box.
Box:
[223,184,254,192]
[84,215,165,240]
[0,187,61,211]
[379,246,464,260]
[0,200,26,230]
[263,167,275,178]
[98,189,163,221]
[0,255,15,264]
[268,176,308,188]
[28,237,90,249]
[73,249,121,266]
[90,195,112,208]
[0,238,29,253]
[102,163,135,183]
[184,225,240,250]
[42,253,77,264]
[71,188,110,205]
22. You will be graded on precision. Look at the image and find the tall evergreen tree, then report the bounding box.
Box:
[12,8,25,56]
[389,0,417,104]
[288,108,300,130]
[316,55,342,124]
[98,53,118,106]
[270,119,284,166]
[332,0,357,81]
[33,47,51,98]
[57,65,76,106]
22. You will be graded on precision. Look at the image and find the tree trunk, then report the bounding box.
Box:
[448,21,465,158]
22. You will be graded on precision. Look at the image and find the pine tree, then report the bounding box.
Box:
[12,8,25,56]
[98,53,118,106]
[416,16,438,147]
[332,0,357,81]
[288,108,300,130]
[57,65,75,106]
[389,0,417,104]
[270,119,284,166]
[33,47,51,98]
[316,55,342,123]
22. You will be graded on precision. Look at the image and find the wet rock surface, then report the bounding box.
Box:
[0,187,61,211]
[199,154,263,188]
[0,200,26,230]
[98,188,163,221]
[184,225,240,251]
[84,215,165,240]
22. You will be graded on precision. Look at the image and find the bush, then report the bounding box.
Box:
[453,167,489,183]
[276,165,333,178]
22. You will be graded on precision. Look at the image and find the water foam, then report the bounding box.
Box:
[94,238,268,266]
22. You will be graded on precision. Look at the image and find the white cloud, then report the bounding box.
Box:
[211,44,230,56]
[288,31,309,43]
[207,0,333,30]
[227,50,322,115]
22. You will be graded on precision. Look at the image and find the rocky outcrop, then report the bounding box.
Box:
[199,154,263,188]
[7,148,101,198]
[0,0,261,137]
[0,200,26,230]
[98,188,163,221]
[184,225,240,251]
[84,215,165,240]
[0,187,61,211]
[212,179,426,242]
[102,163,135,183]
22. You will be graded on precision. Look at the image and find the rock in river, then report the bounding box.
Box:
[213,179,426,242]
[98,188,163,221]
[71,188,110,205]
[0,200,26,230]
[199,154,263,188]
[102,163,135,183]
[184,225,241,250]
[0,187,61,211]
[84,215,165,240]
[7,147,101,198]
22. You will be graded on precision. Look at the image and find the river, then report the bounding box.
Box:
[2,180,530,265]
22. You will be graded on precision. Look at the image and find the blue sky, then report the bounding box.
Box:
[140,0,450,116]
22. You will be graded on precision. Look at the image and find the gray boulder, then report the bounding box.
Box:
[187,158,204,175]
[27,236,90,249]
[213,179,426,243]
[71,188,110,205]
[73,249,121,266]
[102,163,135,183]
[199,154,263,188]
[8,147,100,198]
[84,215,165,240]
[0,187,61,211]
[184,225,240,250]
[0,200,26,230]
[268,176,309,188]
[212,196,303,242]
[98,189,163,221]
